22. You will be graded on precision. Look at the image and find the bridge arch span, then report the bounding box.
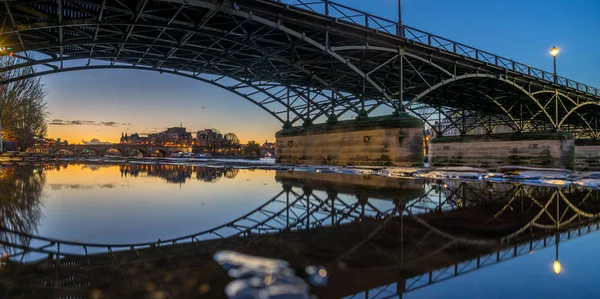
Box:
[104,147,126,157]
[529,90,599,137]
[51,148,74,155]
[1,64,297,124]
[405,73,557,131]
[559,102,600,134]
[150,149,168,157]
[79,148,101,156]
[128,148,147,157]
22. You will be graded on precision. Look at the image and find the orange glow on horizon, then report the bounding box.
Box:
[47,125,273,145]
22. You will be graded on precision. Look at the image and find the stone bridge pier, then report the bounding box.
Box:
[276,114,425,167]
[428,132,577,169]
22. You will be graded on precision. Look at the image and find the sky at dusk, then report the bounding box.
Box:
[43,0,600,144]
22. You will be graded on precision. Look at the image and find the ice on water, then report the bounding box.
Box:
[214,250,327,299]
[51,156,600,188]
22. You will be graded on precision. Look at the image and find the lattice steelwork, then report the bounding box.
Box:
[0,0,599,136]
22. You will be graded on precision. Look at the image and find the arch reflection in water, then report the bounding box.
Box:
[1,169,600,298]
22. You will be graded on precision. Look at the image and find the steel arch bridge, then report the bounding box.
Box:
[0,0,599,137]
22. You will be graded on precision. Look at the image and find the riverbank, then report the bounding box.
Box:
[2,156,600,190]
[0,152,264,163]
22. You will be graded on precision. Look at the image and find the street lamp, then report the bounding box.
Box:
[550,46,559,84]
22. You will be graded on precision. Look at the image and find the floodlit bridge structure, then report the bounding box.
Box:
[1,0,599,167]
[2,172,600,298]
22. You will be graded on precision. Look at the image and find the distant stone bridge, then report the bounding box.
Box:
[27,144,192,157]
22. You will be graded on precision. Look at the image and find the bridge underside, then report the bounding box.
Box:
[0,0,599,140]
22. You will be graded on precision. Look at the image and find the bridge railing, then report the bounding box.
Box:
[275,0,600,98]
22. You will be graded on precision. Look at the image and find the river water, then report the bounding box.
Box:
[2,162,600,298]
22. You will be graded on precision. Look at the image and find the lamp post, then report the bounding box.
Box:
[398,0,402,27]
[550,46,559,84]
[398,0,404,37]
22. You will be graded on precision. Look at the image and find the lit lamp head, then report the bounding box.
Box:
[553,260,562,274]
[550,46,560,57]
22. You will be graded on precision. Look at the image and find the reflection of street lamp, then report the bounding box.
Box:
[553,231,561,274]
[553,193,561,275]
[553,259,561,274]
[550,46,559,83]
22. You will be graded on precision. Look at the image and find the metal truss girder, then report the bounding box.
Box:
[163,0,394,107]
[1,0,599,134]
[5,63,297,123]
[405,73,557,129]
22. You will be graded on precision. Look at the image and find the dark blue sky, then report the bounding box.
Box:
[44,0,600,143]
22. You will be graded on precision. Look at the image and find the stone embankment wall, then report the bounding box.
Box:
[574,140,600,170]
[429,132,575,169]
[275,114,424,167]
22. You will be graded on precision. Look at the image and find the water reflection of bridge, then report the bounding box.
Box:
[1,168,600,298]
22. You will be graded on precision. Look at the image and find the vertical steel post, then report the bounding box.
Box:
[553,55,557,84]
[331,195,335,227]
[461,109,466,135]
[519,103,523,132]
[400,209,404,262]
[331,90,335,117]
[361,77,366,117]
[595,116,598,139]
[438,188,442,212]
[555,90,559,131]
[438,108,442,136]
[306,191,310,230]
[286,190,289,229]
[399,51,404,112]
[307,87,311,122]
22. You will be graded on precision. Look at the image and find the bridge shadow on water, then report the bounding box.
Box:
[1,166,600,298]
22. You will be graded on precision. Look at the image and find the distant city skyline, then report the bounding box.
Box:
[50,125,268,145]
[43,0,600,144]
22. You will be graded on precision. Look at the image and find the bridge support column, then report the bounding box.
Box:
[275,114,424,166]
[429,132,575,169]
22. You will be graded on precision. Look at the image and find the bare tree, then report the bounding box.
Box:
[205,128,222,155]
[0,55,48,150]
[223,132,240,154]
[244,140,261,157]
